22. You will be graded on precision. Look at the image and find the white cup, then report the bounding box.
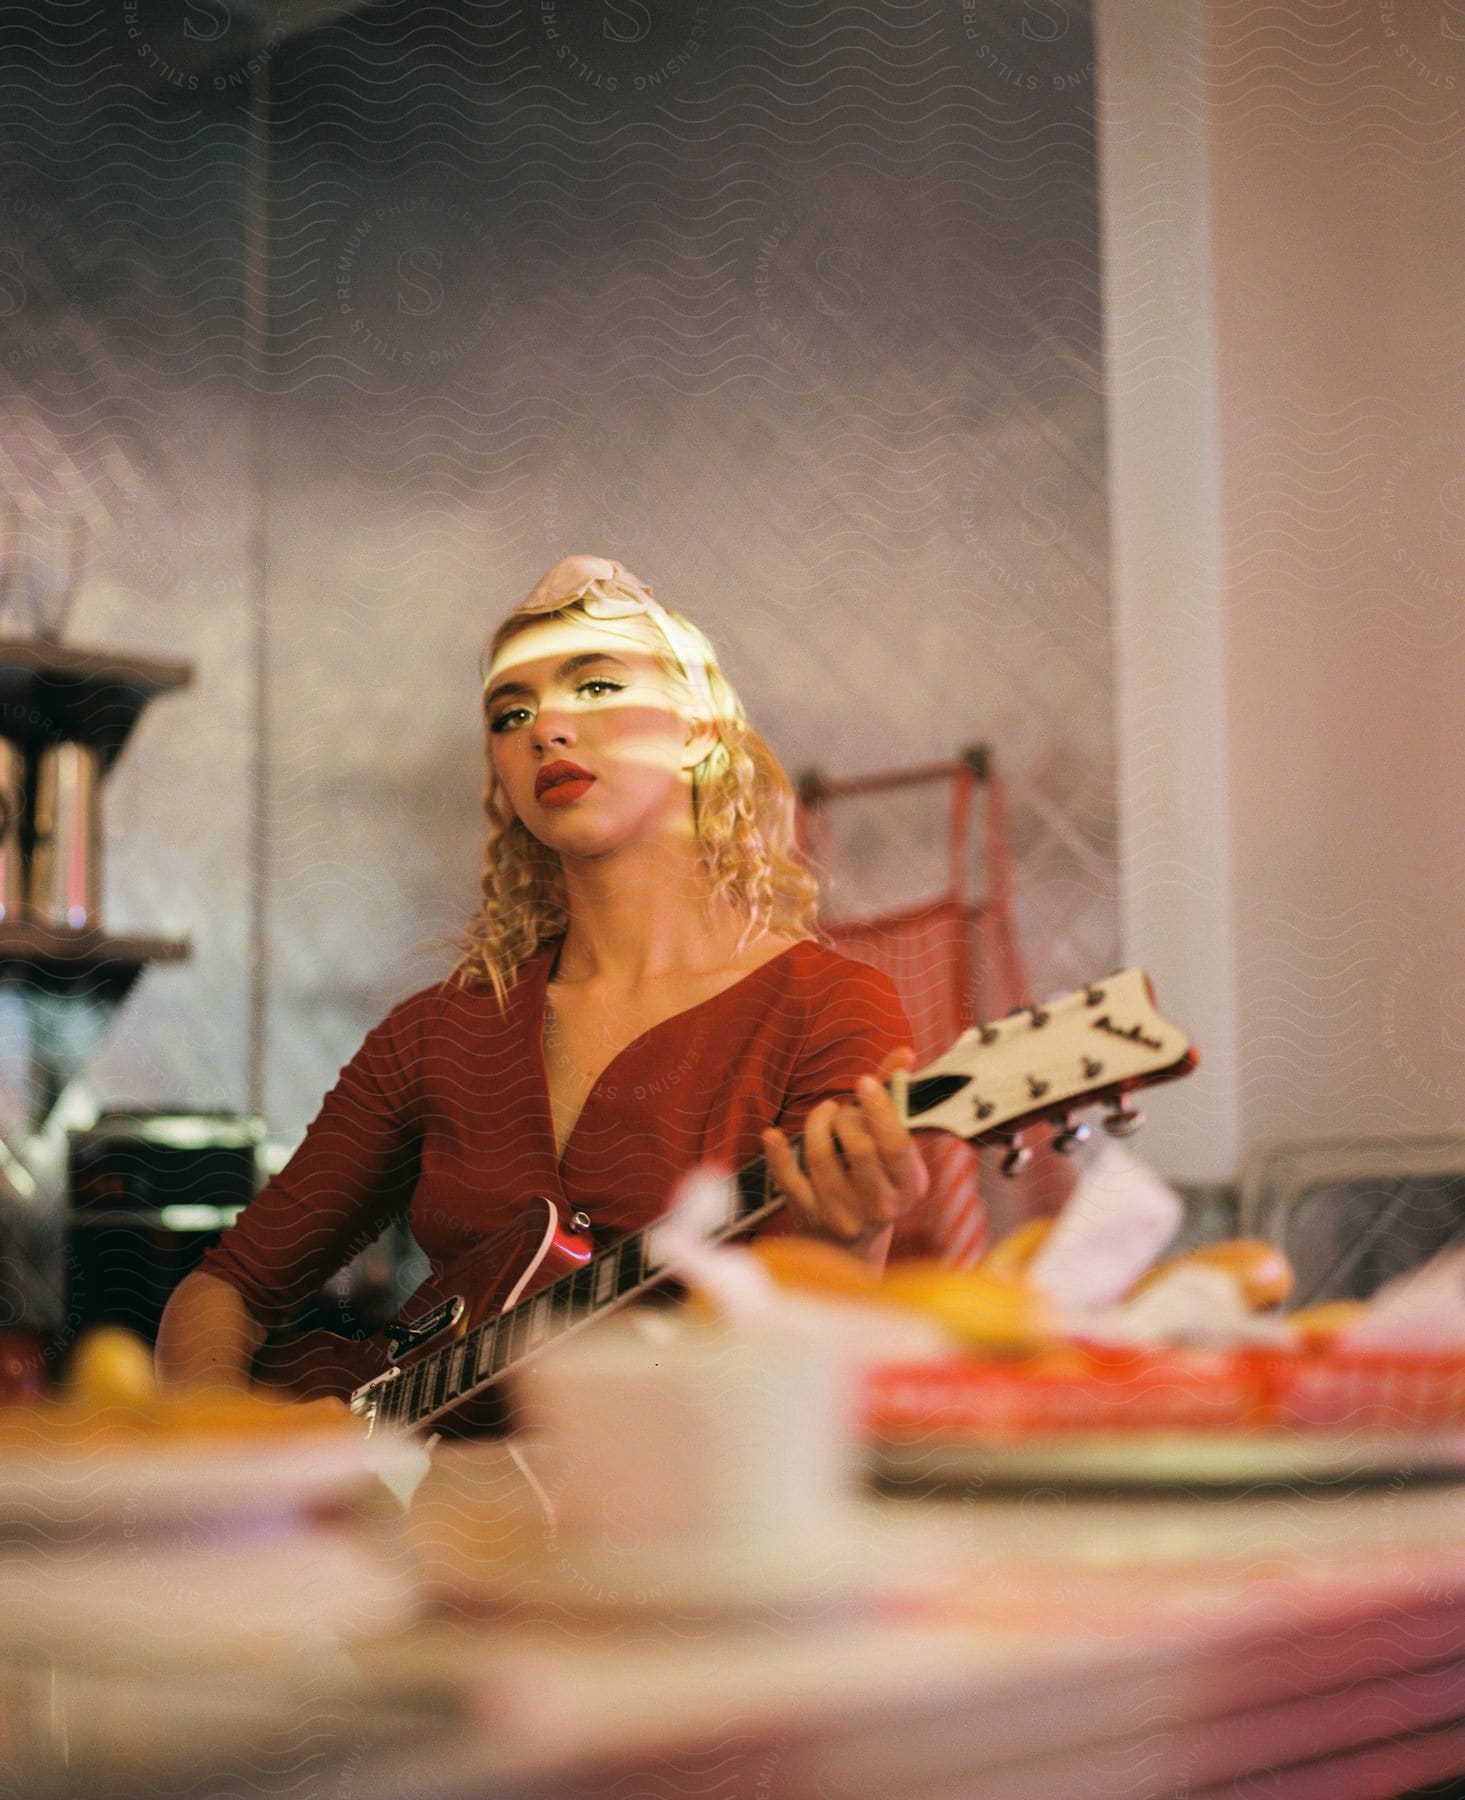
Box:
[520,1311,858,1559]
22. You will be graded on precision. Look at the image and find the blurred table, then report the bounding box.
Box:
[11,1476,1465,1800]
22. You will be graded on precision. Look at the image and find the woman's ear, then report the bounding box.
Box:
[681,713,720,770]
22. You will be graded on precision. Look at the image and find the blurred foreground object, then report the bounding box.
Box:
[0,1321,416,1684]
[525,1313,857,1549]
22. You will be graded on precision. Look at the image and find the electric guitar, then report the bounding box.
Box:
[329,968,1196,1438]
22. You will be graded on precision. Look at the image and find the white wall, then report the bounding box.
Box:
[1094,0,1238,1183]
[1098,0,1465,1180]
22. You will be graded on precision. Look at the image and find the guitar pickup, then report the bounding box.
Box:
[383,1297,465,1362]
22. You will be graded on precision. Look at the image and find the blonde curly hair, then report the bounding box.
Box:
[454,557,820,1001]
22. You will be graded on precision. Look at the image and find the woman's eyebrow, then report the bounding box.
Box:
[559,652,630,678]
[484,652,631,711]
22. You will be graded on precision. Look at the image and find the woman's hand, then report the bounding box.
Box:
[761,1048,928,1250]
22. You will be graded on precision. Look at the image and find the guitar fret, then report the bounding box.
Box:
[405,1361,428,1421]
[527,1294,549,1348]
[616,1238,643,1295]
[505,1302,528,1364]
[568,1262,596,1310]
[445,1337,467,1399]
[471,1321,494,1384]
[430,1351,452,1415]
[592,1254,615,1305]
[490,1313,514,1380]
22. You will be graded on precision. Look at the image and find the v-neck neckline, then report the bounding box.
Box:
[530,937,806,1175]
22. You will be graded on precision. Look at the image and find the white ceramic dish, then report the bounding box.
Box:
[0,1427,422,1532]
[0,1531,418,1670]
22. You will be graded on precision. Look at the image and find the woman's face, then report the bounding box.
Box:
[483,613,711,859]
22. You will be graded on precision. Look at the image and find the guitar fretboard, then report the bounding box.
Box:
[363,1154,784,1432]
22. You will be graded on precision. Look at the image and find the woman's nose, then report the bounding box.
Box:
[532,708,574,751]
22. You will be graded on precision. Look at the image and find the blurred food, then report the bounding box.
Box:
[151,1392,356,1439]
[746,1236,882,1299]
[0,1326,360,1450]
[1105,1264,1268,1349]
[878,1261,1054,1353]
[977,1219,1057,1282]
[1128,1239,1294,1312]
[68,1324,158,1406]
[1287,1300,1371,1343]
[0,1390,360,1452]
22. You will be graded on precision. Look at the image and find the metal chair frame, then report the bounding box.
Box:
[1238,1132,1465,1307]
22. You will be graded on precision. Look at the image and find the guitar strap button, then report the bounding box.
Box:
[569,1209,592,1233]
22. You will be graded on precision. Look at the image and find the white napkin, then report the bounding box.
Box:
[1025,1141,1185,1318]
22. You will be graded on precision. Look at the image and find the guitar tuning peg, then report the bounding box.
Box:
[1103,1099,1145,1138]
[1051,1117,1092,1155]
[999,1136,1033,1177]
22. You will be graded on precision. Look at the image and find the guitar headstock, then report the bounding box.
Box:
[900,969,1196,1152]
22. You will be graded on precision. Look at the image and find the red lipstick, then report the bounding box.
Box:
[535,760,595,807]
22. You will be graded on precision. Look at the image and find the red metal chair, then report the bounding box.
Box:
[798,748,1071,1266]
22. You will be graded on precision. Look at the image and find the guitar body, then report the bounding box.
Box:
[259,1197,593,1435]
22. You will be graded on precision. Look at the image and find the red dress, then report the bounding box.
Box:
[198,940,910,1326]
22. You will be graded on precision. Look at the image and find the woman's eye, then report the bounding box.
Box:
[488,706,531,734]
[577,679,624,699]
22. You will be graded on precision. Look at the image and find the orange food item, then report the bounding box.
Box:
[745,1236,883,1299]
[0,1389,362,1451]
[149,1390,358,1439]
[978,1219,1057,1282]
[0,1325,364,1449]
[1286,1300,1370,1343]
[879,1261,1054,1353]
[68,1325,158,1406]
[1129,1239,1294,1311]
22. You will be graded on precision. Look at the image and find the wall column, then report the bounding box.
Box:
[1097,0,1465,1181]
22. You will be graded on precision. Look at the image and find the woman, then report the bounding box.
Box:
[156,555,927,1393]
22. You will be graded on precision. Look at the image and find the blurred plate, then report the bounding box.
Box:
[444,1500,973,1618]
[0,1428,421,1531]
[873,1428,1465,1490]
[0,1530,418,1670]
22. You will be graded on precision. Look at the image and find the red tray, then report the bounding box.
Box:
[864,1346,1465,1441]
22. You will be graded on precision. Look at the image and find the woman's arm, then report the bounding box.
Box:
[757,954,927,1261]
[158,994,427,1391]
[155,1270,269,1390]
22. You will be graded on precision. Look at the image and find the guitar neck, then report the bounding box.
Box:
[366,1152,789,1435]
